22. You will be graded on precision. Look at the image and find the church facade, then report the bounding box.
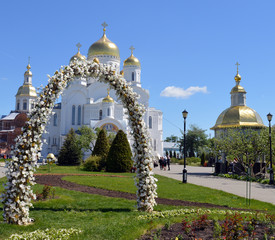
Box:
[41,24,163,159]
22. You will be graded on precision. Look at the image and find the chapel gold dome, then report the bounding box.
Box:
[123,54,140,67]
[16,85,37,97]
[70,51,86,63]
[88,33,120,59]
[211,106,265,130]
[102,95,114,103]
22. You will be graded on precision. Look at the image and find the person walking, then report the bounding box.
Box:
[159,157,163,170]
[167,155,171,171]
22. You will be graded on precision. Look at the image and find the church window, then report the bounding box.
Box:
[77,105,81,125]
[53,113,57,126]
[72,105,75,125]
[149,116,152,129]
[154,139,157,151]
[23,100,27,110]
[99,110,102,120]
[17,101,20,110]
[107,108,110,116]
[132,72,135,81]
[31,103,34,109]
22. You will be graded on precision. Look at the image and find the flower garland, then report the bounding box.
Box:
[2,59,158,225]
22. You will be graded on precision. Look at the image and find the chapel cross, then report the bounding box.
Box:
[102,21,108,32]
[76,42,82,52]
[130,46,135,55]
[235,62,240,74]
[28,56,30,65]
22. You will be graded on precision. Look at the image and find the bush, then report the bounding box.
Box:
[106,130,133,172]
[82,156,101,172]
[58,128,82,166]
[178,157,201,166]
[170,157,179,163]
[92,129,110,169]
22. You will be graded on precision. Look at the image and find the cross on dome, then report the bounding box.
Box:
[235,61,240,74]
[76,42,82,52]
[130,46,135,55]
[101,21,108,33]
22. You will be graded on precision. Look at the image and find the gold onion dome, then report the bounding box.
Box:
[124,46,140,67]
[25,64,32,76]
[211,106,265,129]
[102,89,114,103]
[70,43,86,63]
[88,23,120,59]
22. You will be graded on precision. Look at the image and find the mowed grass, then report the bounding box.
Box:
[0,165,274,239]
[63,174,275,212]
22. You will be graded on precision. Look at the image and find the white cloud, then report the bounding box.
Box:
[160,86,208,99]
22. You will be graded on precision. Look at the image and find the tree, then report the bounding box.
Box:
[164,135,179,142]
[76,125,97,153]
[213,128,273,176]
[106,130,133,172]
[180,125,208,157]
[92,129,110,169]
[58,128,82,165]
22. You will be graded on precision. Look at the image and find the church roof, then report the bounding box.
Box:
[16,84,37,97]
[123,46,140,67]
[88,23,120,59]
[211,105,265,130]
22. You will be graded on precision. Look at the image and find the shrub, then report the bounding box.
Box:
[92,129,110,169]
[106,130,132,172]
[82,156,101,172]
[58,128,82,166]
[179,157,201,166]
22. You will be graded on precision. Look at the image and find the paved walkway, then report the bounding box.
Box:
[153,164,275,206]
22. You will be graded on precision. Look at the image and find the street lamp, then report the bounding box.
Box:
[182,110,188,183]
[267,113,274,185]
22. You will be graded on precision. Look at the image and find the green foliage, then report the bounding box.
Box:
[164,134,179,142]
[180,125,208,157]
[36,185,56,201]
[213,128,272,176]
[106,130,133,172]
[58,128,82,166]
[76,125,97,152]
[200,152,206,166]
[92,129,110,169]
[82,156,101,172]
[179,157,201,166]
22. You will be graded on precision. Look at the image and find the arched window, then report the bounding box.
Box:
[77,105,81,125]
[149,116,152,129]
[99,110,102,120]
[154,139,157,151]
[17,101,20,110]
[23,100,27,110]
[132,72,135,81]
[53,113,57,126]
[72,105,75,125]
[107,108,110,117]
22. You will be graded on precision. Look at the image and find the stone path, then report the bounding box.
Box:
[153,164,275,205]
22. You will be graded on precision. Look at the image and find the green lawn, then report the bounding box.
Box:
[0,165,274,239]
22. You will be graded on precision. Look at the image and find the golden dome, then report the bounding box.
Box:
[88,32,120,59]
[70,51,86,63]
[24,64,32,76]
[211,106,265,130]
[16,84,37,97]
[123,54,140,67]
[102,89,114,103]
[234,73,241,82]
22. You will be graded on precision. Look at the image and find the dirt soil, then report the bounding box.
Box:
[35,174,253,211]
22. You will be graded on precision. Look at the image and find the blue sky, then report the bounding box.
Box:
[1,0,275,140]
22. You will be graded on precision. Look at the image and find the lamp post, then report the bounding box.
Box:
[182,110,188,183]
[267,113,274,185]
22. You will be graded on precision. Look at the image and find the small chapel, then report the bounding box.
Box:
[211,62,265,135]
[41,23,163,159]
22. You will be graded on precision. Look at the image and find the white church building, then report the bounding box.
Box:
[41,23,163,159]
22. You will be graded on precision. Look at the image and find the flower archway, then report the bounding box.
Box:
[2,60,158,225]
